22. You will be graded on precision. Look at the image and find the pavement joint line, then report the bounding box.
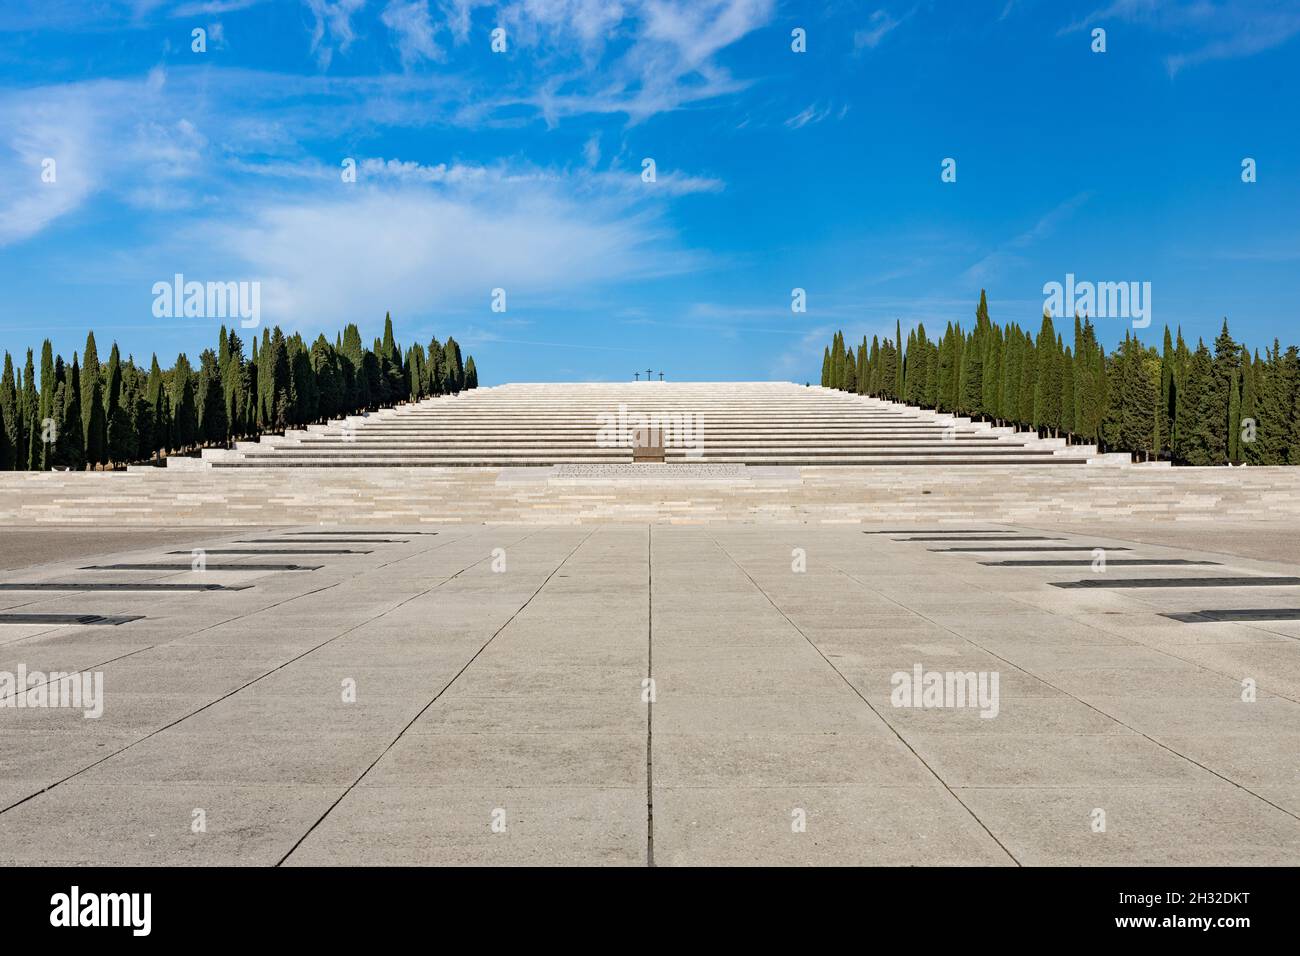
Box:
[0,571,350,809]
[0,525,479,783]
[1014,518,1300,571]
[275,525,593,866]
[0,524,508,820]
[826,559,1300,827]
[940,536,1300,707]
[373,529,477,571]
[704,529,1023,867]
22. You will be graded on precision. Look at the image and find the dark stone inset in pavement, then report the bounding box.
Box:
[1053,576,1300,589]
[165,549,372,555]
[235,539,409,544]
[981,559,1219,567]
[899,535,1064,542]
[0,613,144,625]
[83,563,321,571]
[931,546,1132,552]
[0,583,252,591]
[865,529,1016,534]
[284,530,439,535]
[1163,608,1300,622]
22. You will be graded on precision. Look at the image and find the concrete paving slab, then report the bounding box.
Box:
[653,785,1014,866]
[954,786,1300,865]
[2,520,1298,867]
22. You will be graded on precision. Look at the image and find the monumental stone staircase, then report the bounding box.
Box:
[168,383,1128,469]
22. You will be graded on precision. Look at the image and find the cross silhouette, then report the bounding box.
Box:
[634,372,640,381]
[646,368,653,381]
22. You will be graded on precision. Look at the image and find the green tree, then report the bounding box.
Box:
[0,353,17,470]
[22,350,39,469]
[443,337,465,393]
[1174,341,1217,465]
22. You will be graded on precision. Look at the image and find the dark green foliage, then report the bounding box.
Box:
[23,350,39,469]
[818,297,1298,466]
[0,353,17,470]
[443,337,465,393]
[2,314,478,470]
[1174,341,1217,465]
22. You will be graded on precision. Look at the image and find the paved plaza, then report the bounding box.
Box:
[1,520,1298,865]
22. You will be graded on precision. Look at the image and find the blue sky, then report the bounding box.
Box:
[1,0,1297,384]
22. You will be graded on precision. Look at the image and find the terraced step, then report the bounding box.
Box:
[185,383,1103,468]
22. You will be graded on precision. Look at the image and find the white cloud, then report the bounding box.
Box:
[382,0,443,66]
[206,183,697,328]
[0,75,209,244]
[1060,0,1300,75]
[785,102,833,129]
[853,9,902,50]
[0,94,98,245]
[304,0,367,69]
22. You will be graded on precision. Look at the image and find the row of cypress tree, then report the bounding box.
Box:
[0,313,479,471]
[819,290,1300,465]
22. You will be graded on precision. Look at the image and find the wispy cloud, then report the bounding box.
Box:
[853,9,903,50]
[382,0,444,67]
[1060,0,1300,75]
[785,102,837,129]
[963,192,1093,284]
[304,0,367,69]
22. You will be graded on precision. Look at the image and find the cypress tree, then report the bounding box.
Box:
[1159,327,1176,458]
[832,332,845,390]
[464,356,478,389]
[1240,350,1260,464]
[22,349,39,469]
[1117,334,1156,459]
[0,353,17,470]
[147,355,167,457]
[999,324,1019,427]
[1174,341,1216,464]
[1227,368,1242,463]
[61,355,86,469]
[820,347,831,387]
[1209,319,1238,465]
[894,319,904,398]
[1016,330,1035,427]
[1058,342,1075,438]
[80,332,105,468]
[961,327,984,416]
[983,324,1003,422]
[935,325,955,412]
[427,336,445,395]
[170,353,198,451]
[1032,313,1060,433]
[843,346,858,393]
[924,342,941,408]
[443,337,465,393]
[38,341,55,466]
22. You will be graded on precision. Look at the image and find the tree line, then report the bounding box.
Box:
[0,313,479,471]
[819,290,1300,465]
